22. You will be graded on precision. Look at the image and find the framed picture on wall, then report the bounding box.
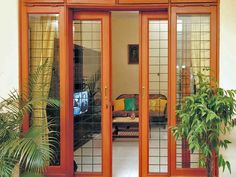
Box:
[128,44,139,64]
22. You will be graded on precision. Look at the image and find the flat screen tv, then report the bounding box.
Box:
[73,91,88,116]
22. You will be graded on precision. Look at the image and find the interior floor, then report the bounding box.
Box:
[113,139,138,177]
[74,125,168,176]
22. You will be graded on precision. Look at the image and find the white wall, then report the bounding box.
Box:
[220,0,236,177]
[0,0,236,176]
[0,0,19,98]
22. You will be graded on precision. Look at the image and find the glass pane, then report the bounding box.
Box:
[73,20,102,173]
[28,14,60,166]
[176,14,210,169]
[148,20,168,173]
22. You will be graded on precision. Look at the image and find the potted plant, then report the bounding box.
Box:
[172,73,236,177]
[0,60,59,177]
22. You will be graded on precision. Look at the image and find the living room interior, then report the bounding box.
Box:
[112,11,139,177]
[71,11,169,177]
[111,11,168,177]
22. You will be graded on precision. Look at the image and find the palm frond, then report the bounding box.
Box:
[3,125,56,174]
[0,58,60,177]
[0,157,16,177]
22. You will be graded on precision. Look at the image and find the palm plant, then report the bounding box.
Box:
[84,68,101,98]
[172,73,236,177]
[0,60,59,177]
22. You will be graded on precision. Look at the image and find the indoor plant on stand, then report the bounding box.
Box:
[172,73,236,177]
[0,60,59,177]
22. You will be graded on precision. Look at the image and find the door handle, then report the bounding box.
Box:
[105,86,108,109]
[105,86,108,98]
[142,86,145,99]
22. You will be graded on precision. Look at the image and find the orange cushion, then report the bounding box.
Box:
[114,99,125,111]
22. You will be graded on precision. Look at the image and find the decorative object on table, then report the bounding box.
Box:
[128,44,139,64]
[130,108,136,120]
[172,72,236,177]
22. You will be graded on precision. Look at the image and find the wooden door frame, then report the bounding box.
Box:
[170,5,218,177]
[140,11,170,177]
[72,11,112,177]
[19,1,219,177]
[19,3,73,177]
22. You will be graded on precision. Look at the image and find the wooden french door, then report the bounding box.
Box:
[140,6,218,177]
[140,12,170,177]
[170,6,217,176]
[72,12,112,177]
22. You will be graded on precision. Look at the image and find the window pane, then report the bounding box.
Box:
[148,20,168,173]
[29,14,60,166]
[73,20,102,173]
[176,14,210,169]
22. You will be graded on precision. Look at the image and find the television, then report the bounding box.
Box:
[73,91,88,116]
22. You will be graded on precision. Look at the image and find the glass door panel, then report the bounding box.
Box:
[170,6,217,176]
[28,14,61,166]
[176,14,210,169]
[73,20,102,172]
[148,20,168,173]
[140,12,169,177]
[72,12,111,177]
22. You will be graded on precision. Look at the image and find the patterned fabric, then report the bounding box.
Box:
[124,98,136,111]
[113,94,167,118]
[149,98,167,113]
[114,98,125,111]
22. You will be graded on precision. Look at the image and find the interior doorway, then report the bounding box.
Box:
[111,11,169,177]
[111,11,139,177]
[71,10,170,177]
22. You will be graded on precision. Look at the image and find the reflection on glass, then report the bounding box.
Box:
[28,14,60,166]
[148,20,168,173]
[176,15,210,168]
[73,20,102,173]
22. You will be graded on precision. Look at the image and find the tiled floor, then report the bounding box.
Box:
[112,138,139,177]
[74,125,169,176]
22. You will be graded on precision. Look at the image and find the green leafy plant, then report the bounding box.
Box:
[84,69,101,98]
[172,73,236,177]
[0,60,59,177]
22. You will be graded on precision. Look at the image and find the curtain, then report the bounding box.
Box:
[29,15,58,129]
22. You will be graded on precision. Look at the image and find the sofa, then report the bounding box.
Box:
[112,94,168,137]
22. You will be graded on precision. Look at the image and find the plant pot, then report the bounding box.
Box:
[12,163,20,177]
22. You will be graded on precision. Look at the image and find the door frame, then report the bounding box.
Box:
[19,2,219,177]
[140,11,170,177]
[170,5,218,177]
[72,11,112,177]
[19,4,73,177]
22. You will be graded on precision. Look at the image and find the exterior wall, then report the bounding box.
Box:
[112,12,139,100]
[219,0,236,177]
[0,0,18,98]
[0,0,236,177]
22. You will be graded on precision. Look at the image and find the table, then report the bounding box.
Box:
[112,117,139,138]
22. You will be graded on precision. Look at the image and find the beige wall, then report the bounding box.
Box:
[112,12,139,100]
[0,1,236,176]
[0,0,18,98]
[219,1,236,177]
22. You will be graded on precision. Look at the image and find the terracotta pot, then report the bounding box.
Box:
[12,163,19,177]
